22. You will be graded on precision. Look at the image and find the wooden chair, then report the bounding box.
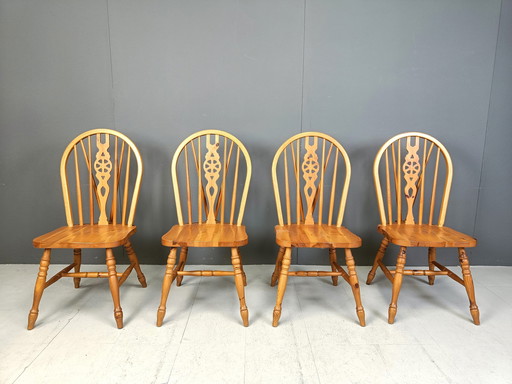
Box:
[28,129,146,330]
[366,132,480,325]
[270,132,365,327]
[157,130,251,327]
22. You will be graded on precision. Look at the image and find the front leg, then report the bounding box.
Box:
[345,249,365,326]
[157,248,177,326]
[458,248,480,325]
[106,249,123,329]
[231,248,249,326]
[388,246,407,324]
[28,249,51,330]
[272,247,292,327]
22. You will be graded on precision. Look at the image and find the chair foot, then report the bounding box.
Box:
[428,276,435,285]
[356,307,366,327]
[137,273,148,288]
[388,304,397,324]
[272,307,282,327]
[27,310,38,330]
[470,305,480,325]
[241,308,249,327]
[114,310,123,329]
[366,271,376,285]
[156,308,166,327]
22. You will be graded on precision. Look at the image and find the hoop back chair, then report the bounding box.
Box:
[270,132,365,327]
[157,130,251,327]
[29,129,146,330]
[366,132,479,324]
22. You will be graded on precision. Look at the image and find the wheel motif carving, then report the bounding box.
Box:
[94,134,112,225]
[204,136,221,224]
[402,137,420,224]
[302,137,319,224]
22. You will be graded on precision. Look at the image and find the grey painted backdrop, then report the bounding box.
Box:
[1,0,511,266]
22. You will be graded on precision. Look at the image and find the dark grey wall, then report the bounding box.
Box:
[1,0,510,266]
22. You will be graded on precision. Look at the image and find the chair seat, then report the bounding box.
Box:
[378,224,477,247]
[162,224,248,248]
[33,225,137,248]
[275,224,362,248]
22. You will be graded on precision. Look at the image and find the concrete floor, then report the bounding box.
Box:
[1,264,511,384]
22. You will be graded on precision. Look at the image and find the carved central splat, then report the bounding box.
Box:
[203,136,221,224]
[302,137,319,224]
[402,137,420,224]
[94,134,112,225]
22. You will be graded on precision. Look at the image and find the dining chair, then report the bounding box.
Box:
[270,132,365,327]
[157,130,251,327]
[366,132,479,325]
[28,129,146,330]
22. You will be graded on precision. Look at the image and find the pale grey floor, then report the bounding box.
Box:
[1,264,511,384]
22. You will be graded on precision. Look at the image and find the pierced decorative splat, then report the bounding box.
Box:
[203,135,221,224]
[94,134,112,225]
[302,137,319,225]
[402,137,420,224]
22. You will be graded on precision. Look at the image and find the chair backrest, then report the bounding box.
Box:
[373,132,453,226]
[272,132,351,227]
[171,130,252,226]
[60,129,143,227]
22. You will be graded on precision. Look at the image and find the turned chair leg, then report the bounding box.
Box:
[272,247,292,327]
[367,238,389,284]
[388,246,407,324]
[124,241,147,288]
[458,248,480,325]
[28,249,51,330]
[175,246,188,287]
[428,247,436,285]
[157,248,177,327]
[270,247,285,287]
[329,248,339,286]
[231,248,249,326]
[345,249,365,326]
[106,249,123,329]
[73,248,81,288]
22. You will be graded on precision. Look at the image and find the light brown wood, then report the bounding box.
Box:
[368,132,479,325]
[458,248,480,325]
[157,247,177,327]
[158,130,251,327]
[73,248,81,288]
[270,247,285,287]
[388,246,407,324]
[175,246,188,286]
[33,225,137,249]
[272,247,291,327]
[275,224,361,248]
[162,224,248,248]
[270,132,365,327]
[377,224,477,248]
[28,129,146,330]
